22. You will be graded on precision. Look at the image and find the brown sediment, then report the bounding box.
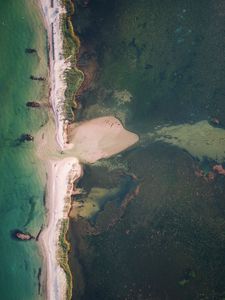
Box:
[195,163,225,183]
[194,167,215,182]
[205,171,215,182]
[213,164,225,175]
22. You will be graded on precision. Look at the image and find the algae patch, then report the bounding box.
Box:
[114,89,133,105]
[153,120,225,162]
[70,187,119,219]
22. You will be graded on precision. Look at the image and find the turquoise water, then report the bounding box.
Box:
[0,1,48,299]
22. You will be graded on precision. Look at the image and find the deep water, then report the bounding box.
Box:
[0,1,48,299]
[69,0,225,299]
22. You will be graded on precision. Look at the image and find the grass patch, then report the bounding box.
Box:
[54,3,84,299]
[61,0,84,122]
[57,219,72,300]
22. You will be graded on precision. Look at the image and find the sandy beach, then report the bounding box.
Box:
[39,0,70,150]
[38,0,76,299]
[38,0,139,299]
[39,158,82,300]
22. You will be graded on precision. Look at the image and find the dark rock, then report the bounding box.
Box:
[26,101,41,108]
[11,229,34,241]
[35,225,44,241]
[25,48,37,54]
[20,134,34,142]
[145,64,153,70]
[30,75,46,81]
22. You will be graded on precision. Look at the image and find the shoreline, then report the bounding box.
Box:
[37,1,139,299]
[39,158,82,300]
[38,0,82,299]
[38,0,70,150]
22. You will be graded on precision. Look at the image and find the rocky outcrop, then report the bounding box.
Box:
[11,230,34,241]
[30,75,46,81]
[26,101,41,108]
[16,232,33,240]
[25,48,37,54]
[20,134,34,142]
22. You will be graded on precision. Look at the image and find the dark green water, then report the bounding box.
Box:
[75,0,225,129]
[0,1,47,299]
[69,0,225,299]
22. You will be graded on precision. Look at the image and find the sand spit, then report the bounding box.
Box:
[39,0,70,150]
[38,0,77,299]
[40,158,82,300]
[67,116,139,163]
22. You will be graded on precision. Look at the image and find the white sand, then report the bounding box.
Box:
[67,116,139,163]
[38,1,77,299]
[39,0,70,150]
[39,158,82,300]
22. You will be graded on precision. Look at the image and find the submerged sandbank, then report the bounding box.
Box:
[67,116,139,163]
[152,120,225,162]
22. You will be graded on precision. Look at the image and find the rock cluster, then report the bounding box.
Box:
[26,101,41,108]
[16,232,33,240]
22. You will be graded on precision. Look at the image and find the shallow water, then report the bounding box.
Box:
[0,1,48,299]
[69,0,225,299]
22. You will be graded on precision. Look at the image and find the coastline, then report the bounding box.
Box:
[39,158,82,300]
[38,0,82,299]
[38,0,70,150]
[37,1,139,299]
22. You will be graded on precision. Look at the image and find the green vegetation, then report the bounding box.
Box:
[178,269,196,286]
[54,2,85,299]
[64,67,83,121]
[61,0,84,122]
[57,219,72,300]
